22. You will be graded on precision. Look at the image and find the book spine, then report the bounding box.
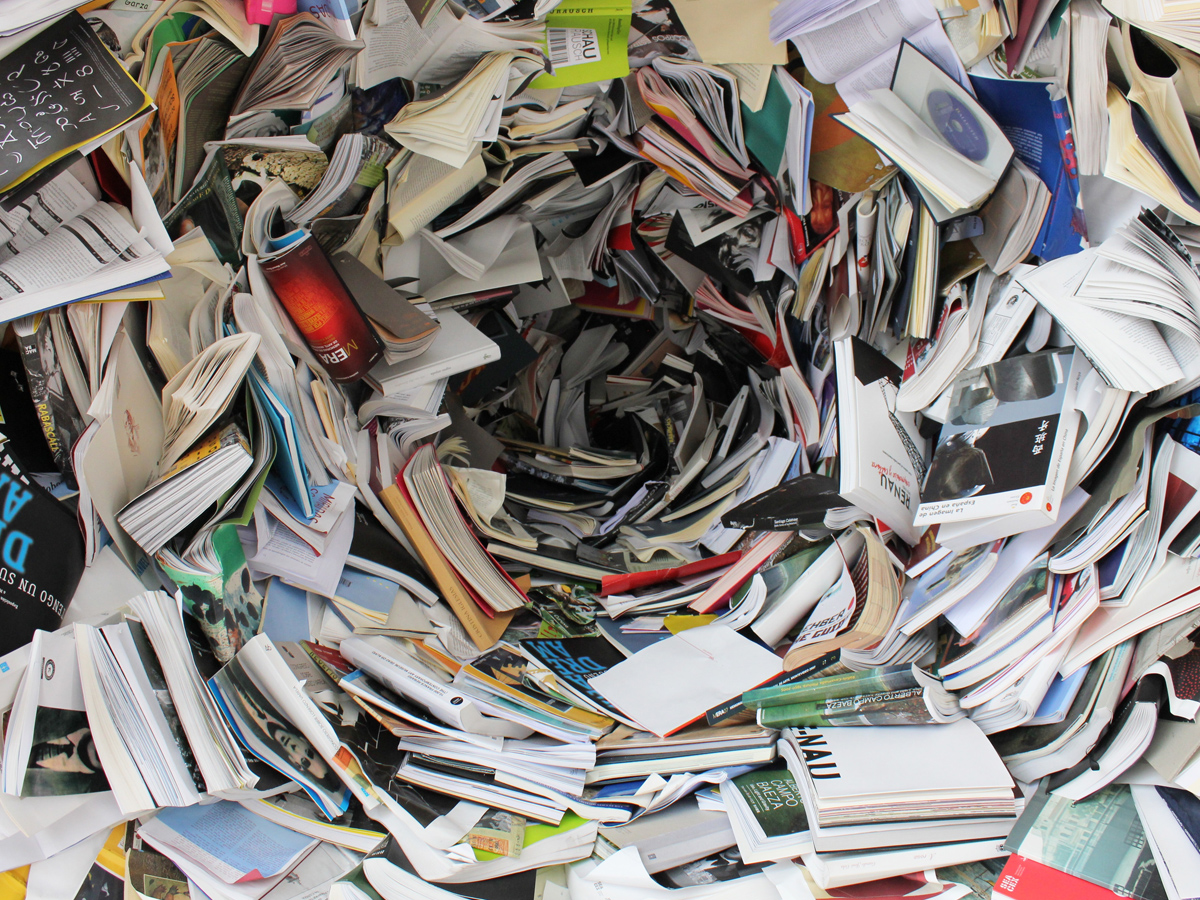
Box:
[743,665,917,709]
[758,686,933,728]
[13,316,76,479]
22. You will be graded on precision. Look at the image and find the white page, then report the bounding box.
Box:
[789,0,938,84]
[358,0,456,88]
[590,624,783,737]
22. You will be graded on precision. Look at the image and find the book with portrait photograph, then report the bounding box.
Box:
[209,644,351,819]
[915,347,1086,528]
[1,630,111,798]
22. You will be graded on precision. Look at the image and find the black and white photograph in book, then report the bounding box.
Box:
[210,659,346,806]
[22,707,109,797]
[920,348,1074,510]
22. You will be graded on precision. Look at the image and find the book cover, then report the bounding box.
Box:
[533,0,633,90]
[916,347,1081,526]
[970,76,1087,261]
[1008,785,1167,900]
[729,765,809,838]
[16,631,110,797]
[0,13,151,194]
[521,636,627,717]
[258,232,384,383]
[0,446,85,656]
[994,855,1130,900]
[835,336,927,544]
[785,719,1014,804]
[11,314,86,482]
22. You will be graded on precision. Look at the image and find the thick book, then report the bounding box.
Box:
[367,309,501,397]
[915,347,1084,527]
[117,421,254,556]
[723,764,813,864]
[378,481,514,651]
[781,719,1017,825]
[834,336,927,544]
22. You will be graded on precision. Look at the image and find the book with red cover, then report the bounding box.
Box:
[993,855,1127,900]
[600,551,741,596]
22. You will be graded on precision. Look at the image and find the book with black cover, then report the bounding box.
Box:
[0,446,85,655]
[721,473,845,530]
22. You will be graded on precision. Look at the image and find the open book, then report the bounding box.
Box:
[835,42,1013,223]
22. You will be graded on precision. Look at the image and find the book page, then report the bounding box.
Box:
[358,0,455,88]
[835,19,969,107]
[0,204,142,300]
[788,0,938,85]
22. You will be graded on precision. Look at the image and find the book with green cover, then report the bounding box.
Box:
[758,685,933,728]
[729,766,809,839]
[1005,784,1167,900]
[532,0,633,89]
[742,664,920,710]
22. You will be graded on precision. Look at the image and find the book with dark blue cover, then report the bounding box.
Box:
[970,76,1088,261]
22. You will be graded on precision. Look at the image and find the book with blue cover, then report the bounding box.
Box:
[970,76,1088,262]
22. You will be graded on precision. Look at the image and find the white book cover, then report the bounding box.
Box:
[785,719,1014,804]
[915,347,1085,527]
[835,337,927,545]
[368,308,499,396]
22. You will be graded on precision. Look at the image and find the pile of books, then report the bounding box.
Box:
[6,0,1200,898]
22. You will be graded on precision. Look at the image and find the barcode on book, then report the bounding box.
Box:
[547,27,601,69]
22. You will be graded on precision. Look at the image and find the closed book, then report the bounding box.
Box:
[915,348,1085,527]
[834,336,927,544]
[367,309,500,396]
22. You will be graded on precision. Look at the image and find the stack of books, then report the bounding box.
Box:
[6,0,1200,898]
